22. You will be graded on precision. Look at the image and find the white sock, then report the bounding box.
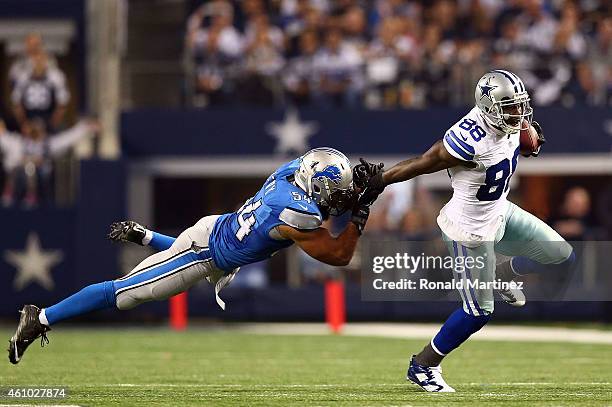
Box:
[39,309,50,326]
[142,230,153,245]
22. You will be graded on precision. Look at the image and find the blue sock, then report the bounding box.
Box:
[44,281,117,325]
[148,231,176,251]
[431,308,491,356]
[511,250,576,276]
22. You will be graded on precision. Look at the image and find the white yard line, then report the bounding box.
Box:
[231,323,612,345]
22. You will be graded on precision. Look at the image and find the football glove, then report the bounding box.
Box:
[108,221,147,245]
[358,171,386,207]
[351,203,370,235]
[531,121,546,157]
[352,158,384,189]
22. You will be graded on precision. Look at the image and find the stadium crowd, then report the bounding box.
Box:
[185,0,611,109]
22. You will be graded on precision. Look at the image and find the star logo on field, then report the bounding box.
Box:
[266,109,318,155]
[479,76,498,102]
[4,233,63,291]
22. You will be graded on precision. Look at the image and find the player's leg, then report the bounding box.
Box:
[495,202,575,281]
[8,216,219,364]
[108,220,177,251]
[408,235,495,392]
[45,218,216,323]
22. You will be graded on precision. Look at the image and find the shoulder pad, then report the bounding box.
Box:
[443,129,476,162]
[279,205,322,230]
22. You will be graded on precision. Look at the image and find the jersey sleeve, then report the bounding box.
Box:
[442,128,477,162]
[278,203,323,230]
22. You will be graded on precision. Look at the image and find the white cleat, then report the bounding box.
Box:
[407,356,456,392]
[497,280,526,307]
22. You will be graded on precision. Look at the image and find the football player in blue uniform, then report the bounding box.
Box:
[8,147,372,364]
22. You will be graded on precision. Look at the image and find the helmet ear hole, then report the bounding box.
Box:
[313,185,321,193]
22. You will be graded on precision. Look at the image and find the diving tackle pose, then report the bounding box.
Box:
[9,147,372,364]
[356,70,575,392]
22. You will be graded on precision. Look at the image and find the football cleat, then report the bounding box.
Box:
[497,281,526,307]
[108,221,147,245]
[8,305,50,364]
[407,356,455,392]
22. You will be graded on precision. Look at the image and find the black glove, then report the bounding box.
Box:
[353,158,384,189]
[108,221,146,245]
[351,204,370,235]
[358,171,386,207]
[531,121,546,157]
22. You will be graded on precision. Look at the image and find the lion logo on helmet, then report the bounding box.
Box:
[313,165,342,185]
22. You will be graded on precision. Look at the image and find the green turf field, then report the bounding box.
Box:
[1,328,611,406]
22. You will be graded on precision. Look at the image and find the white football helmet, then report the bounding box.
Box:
[294,147,354,216]
[475,70,533,133]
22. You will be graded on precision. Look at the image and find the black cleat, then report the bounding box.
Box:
[108,221,147,245]
[8,305,50,364]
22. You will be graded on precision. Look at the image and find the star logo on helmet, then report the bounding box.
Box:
[479,76,498,102]
[313,165,342,185]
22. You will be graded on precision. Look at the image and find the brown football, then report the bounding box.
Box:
[519,120,539,156]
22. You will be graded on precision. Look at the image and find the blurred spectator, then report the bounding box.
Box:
[341,6,368,50]
[8,32,58,90]
[492,16,533,77]
[553,2,587,60]
[563,61,599,105]
[372,0,421,23]
[0,118,20,205]
[245,13,285,50]
[549,187,597,240]
[399,208,435,240]
[283,0,327,55]
[188,3,243,106]
[0,119,98,208]
[239,0,267,30]
[313,29,364,108]
[429,0,459,39]
[364,17,406,108]
[414,23,455,106]
[585,16,612,106]
[12,52,69,134]
[284,30,320,105]
[240,14,286,105]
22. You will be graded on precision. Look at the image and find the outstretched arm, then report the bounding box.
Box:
[48,120,99,156]
[276,223,361,267]
[357,141,471,206]
[383,140,470,185]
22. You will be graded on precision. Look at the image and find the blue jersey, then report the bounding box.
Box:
[209,159,323,272]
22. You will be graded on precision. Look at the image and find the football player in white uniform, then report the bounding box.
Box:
[355,70,575,392]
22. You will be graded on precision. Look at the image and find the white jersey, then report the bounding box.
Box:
[438,107,520,240]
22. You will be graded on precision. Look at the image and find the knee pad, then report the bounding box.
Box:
[115,285,153,310]
[115,292,138,310]
[553,242,575,265]
[512,248,576,276]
